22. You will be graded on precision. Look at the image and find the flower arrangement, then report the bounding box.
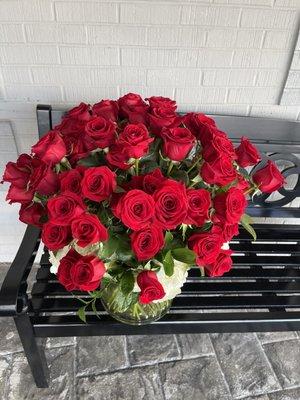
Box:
[2,93,285,324]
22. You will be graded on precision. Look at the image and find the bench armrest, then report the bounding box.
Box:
[0,225,41,316]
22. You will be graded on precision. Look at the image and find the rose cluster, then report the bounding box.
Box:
[2,93,285,308]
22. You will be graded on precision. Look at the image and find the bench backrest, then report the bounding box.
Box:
[36,105,300,219]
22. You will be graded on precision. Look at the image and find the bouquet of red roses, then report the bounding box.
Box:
[2,93,285,323]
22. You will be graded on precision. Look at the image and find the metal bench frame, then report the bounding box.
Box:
[0,105,299,388]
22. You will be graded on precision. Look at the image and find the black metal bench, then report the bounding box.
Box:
[0,105,299,388]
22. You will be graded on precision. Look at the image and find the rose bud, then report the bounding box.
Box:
[57,249,81,291]
[205,249,233,277]
[42,221,72,251]
[119,123,154,159]
[47,191,86,226]
[252,160,285,193]
[143,168,166,194]
[71,213,108,248]
[66,102,91,121]
[2,154,32,188]
[6,184,35,204]
[202,132,236,162]
[19,202,45,227]
[92,99,119,122]
[106,144,132,170]
[118,93,149,124]
[146,96,177,111]
[214,187,247,225]
[137,270,165,304]
[59,168,83,195]
[183,112,216,140]
[31,130,67,165]
[235,137,261,168]
[115,189,155,231]
[201,157,237,187]
[82,166,117,202]
[153,179,188,230]
[184,188,211,227]
[148,107,180,136]
[85,116,116,149]
[188,232,223,265]
[29,158,59,196]
[131,225,164,261]
[161,127,195,162]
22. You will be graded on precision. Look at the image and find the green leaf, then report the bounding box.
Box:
[240,215,257,241]
[77,306,86,323]
[115,237,134,262]
[171,169,189,185]
[120,270,135,296]
[113,290,135,313]
[163,250,174,276]
[172,248,196,265]
[101,235,119,259]
[241,213,253,225]
[164,231,173,246]
[140,160,159,174]
[91,300,101,319]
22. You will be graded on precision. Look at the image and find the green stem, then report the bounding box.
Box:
[135,158,139,176]
[187,155,202,174]
[167,160,174,176]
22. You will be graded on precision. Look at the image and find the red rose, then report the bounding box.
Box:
[203,136,236,164]
[146,96,177,111]
[57,250,105,292]
[115,189,155,231]
[137,270,165,304]
[201,157,237,187]
[205,250,233,277]
[188,232,223,265]
[66,102,91,121]
[85,116,116,149]
[153,180,188,230]
[47,191,86,225]
[2,154,31,188]
[29,158,59,196]
[184,189,211,226]
[118,93,148,124]
[131,225,164,261]
[183,113,216,140]
[252,160,285,193]
[62,131,96,166]
[236,137,261,168]
[143,168,166,194]
[214,187,247,224]
[71,213,108,248]
[57,249,80,291]
[119,124,154,159]
[213,223,239,242]
[31,130,67,165]
[59,168,83,195]
[55,117,86,136]
[82,166,116,202]
[19,202,45,227]
[6,184,35,204]
[106,144,131,170]
[92,99,119,122]
[41,221,72,250]
[161,127,195,161]
[236,173,250,192]
[148,107,180,136]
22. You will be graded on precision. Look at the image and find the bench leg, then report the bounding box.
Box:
[14,314,49,388]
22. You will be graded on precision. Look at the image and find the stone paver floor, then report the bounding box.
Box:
[1,264,300,400]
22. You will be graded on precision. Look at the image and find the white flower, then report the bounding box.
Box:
[49,245,70,274]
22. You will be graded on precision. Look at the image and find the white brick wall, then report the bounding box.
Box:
[0,0,299,261]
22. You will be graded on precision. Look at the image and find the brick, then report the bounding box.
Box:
[274,0,300,7]
[291,51,300,69]
[263,30,293,50]
[0,0,54,22]
[120,3,181,25]
[121,48,199,68]
[148,26,206,47]
[228,87,277,104]
[232,50,260,67]
[259,50,289,68]
[181,5,240,27]
[63,86,118,103]
[241,8,297,29]
[207,29,263,49]
[285,71,300,88]
[197,49,233,67]
[176,87,227,104]
[147,68,201,87]
[203,69,256,86]
[206,29,237,48]
[1,67,31,84]
[0,45,59,65]
[256,70,284,87]
[236,29,264,48]
[55,2,117,23]
[176,334,214,358]
[119,86,175,99]
[25,23,86,44]
[90,68,146,86]
[87,25,147,46]
[197,104,249,115]
[281,88,300,106]
[5,85,62,102]
[59,46,119,66]
[31,66,90,85]
[0,24,24,43]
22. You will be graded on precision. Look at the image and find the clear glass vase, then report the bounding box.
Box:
[100,281,172,325]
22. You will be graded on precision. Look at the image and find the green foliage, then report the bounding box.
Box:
[171,169,189,185]
[101,235,119,259]
[120,270,135,296]
[140,160,159,174]
[77,151,106,167]
[77,306,86,323]
[163,250,174,276]
[172,248,196,265]
[240,214,257,241]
